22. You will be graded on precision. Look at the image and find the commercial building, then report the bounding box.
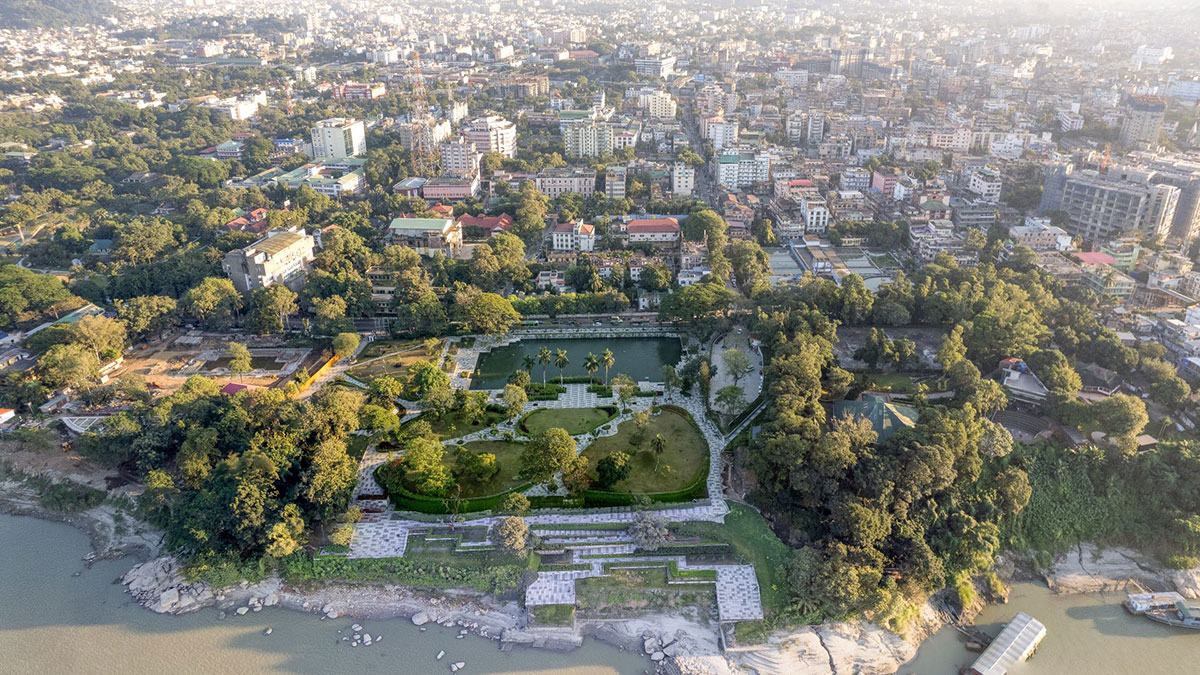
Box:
[466,115,517,158]
[420,175,480,201]
[671,163,695,196]
[702,116,740,150]
[1009,220,1073,251]
[336,83,386,100]
[605,166,627,199]
[221,228,315,293]
[275,158,367,196]
[634,55,676,78]
[968,168,1003,202]
[311,118,366,160]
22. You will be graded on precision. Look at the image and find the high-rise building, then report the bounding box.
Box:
[646,91,677,119]
[1120,95,1166,148]
[311,118,366,160]
[701,116,739,150]
[672,163,695,196]
[714,148,770,190]
[1053,167,1180,244]
[634,55,676,78]
[968,168,1003,203]
[605,166,627,199]
[439,138,481,177]
[222,228,316,293]
[466,115,517,158]
[562,121,615,158]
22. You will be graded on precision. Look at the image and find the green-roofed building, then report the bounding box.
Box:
[832,393,919,443]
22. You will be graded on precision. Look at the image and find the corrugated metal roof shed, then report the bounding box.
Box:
[969,612,1046,675]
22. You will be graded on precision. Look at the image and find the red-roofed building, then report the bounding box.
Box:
[625,217,680,244]
[458,213,515,237]
[1073,251,1118,266]
[224,208,270,233]
[220,383,254,396]
[429,203,455,219]
[552,220,595,251]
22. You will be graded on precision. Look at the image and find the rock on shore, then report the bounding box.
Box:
[1040,543,1200,596]
[121,555,280,615]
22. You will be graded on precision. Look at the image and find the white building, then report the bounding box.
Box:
[672,163,695,196]
[634,55,676,78]
[466,115,517,158]
[605,166,627,199]
[646,91,677,119]
[799,196,830,234]
[968,168,1003,202]
[562,121,615,158]
[775,69,809,88]
[551,220,596,251]
[536,168,597,198]
[714,148,770,190]
[440,138,481,177]
[311,118,366,160]
[702,117,740,150]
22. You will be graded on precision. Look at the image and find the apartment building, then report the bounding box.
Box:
[386,218,462,256]
[562,121,615,158]
[440,138,481,177]
[701,116,740,150]
[311,118,366,160]
[671,163,695,196]
[551,220,596,252]
[466,115,517,158]
[968,168,1003,202]
[714,148,770,190]
[1049,167,1180,243]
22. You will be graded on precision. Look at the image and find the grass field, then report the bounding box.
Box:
[347,339,443,383]
[520,406,617,436]
[575,566,716,618]
[422,408,508,440]
[855,372,915,394]
[446,440,528,498]
[580,409,707,493]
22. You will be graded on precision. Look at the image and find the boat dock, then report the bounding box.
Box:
[967,612,1047,675]
[1125,592,1200,629]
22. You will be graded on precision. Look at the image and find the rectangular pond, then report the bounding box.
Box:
[470,337,683,389]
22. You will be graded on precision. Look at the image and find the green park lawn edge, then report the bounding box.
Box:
[517,405,619,436]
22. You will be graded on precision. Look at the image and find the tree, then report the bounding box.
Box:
[70,315,126,361]
[936,325,967,370]
[600,348,615,385]
[721,348,752,386]
[181,277,243,329]
[500,492,530,515]
[493,516,529,555]
[502,383,527,418]
[649,433,668,472]
[460,292,520,336]
[332,332,360,359]
[304,438,357,516]
[1142,358,1191,410]
[1094,393,1149,452]
[612,373,637,407]
[839,274,874,324]
[715,385,746,418]
[265,503,307,558]
[403,437,455,496]
[536,346,552,386]
[116,295,177,339]
[359,404,400,432]
[585,352,600,382]
[462,390,489,425]
[554,348,569,383]
[661,365,679,400]
[629,511,669,551]
[596,451,632,489]
[367,375,404,407]
[312,295,351,335]
[404,361,450,401]
[520,427,577,486]
[38,343,99,390]
[248,284,298,335]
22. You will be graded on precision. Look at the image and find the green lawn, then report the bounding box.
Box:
[346,434,370,461]
[581,409,707,493]
[575,566,716,619]
[520,406,617,436]
[446,440,528,498]
[347,339,443,383]
[671,503,792,618]
[855,372,915,394]
[528,604,576,627]
[421,408,508,440]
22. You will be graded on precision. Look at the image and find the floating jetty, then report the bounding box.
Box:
[1125,592,1200,629]
[966,612,1046,675]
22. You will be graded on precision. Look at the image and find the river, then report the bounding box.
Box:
[903,581,1199,674]
[0,514,649,675]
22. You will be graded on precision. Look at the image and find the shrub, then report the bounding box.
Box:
[38,481,105,512]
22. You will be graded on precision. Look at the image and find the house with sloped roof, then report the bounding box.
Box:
[832,393,919,443]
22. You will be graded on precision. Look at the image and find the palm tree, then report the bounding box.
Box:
[554,349,569,383]
[650,434,666,472]
[537,347,552,386]
[584,352,600,382]
[600,348,615,385]
[522,355,536,375]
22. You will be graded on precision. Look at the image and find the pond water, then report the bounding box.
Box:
[903,581,1200,674]
[471,337,683,389]
[0,514,649,675]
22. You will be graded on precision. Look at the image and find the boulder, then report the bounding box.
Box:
[412,612,430,626]
[437,651,445,660]
[651,652,665,662]
[235,607,249,616]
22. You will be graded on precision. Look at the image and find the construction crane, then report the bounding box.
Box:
[408,51,439,178]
